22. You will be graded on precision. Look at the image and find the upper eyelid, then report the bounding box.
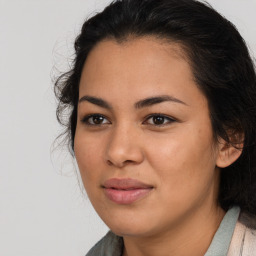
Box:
[80,113,174,118]
[144,114,176,121]
[80,113,177,125]
[81,114,111,124]
[81,113,108,119]
[146,114,174,118]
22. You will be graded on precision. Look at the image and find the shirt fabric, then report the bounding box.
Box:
[86,206,256,256]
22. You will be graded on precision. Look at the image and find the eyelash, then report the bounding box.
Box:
[143,114,176,126]
[80,113,176,127]
[81,114,110,126]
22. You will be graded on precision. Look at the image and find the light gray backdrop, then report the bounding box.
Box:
[0,0,255,255]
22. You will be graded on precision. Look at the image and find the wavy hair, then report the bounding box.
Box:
[54,0,256,214]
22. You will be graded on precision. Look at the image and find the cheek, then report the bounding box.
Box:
[74,133,103,187]
[145,126,217,190]
[144,132,218,223]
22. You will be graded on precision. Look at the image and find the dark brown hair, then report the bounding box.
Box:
[55,0,256,214]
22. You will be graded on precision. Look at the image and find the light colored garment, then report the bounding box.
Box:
[228,210,256,256]
[86,206,256,256]
[206,206,240,255]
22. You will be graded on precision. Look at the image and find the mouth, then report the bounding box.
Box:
[102,178,154,205]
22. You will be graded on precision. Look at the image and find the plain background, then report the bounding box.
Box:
[0,0,255,255]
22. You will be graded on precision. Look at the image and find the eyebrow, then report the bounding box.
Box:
[135,95,187,109]
[78,95,187,109]
[78,95,112,109]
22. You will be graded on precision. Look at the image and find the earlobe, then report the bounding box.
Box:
[216,138,243,168]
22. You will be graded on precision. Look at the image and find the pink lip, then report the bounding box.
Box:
[103,178,153,205]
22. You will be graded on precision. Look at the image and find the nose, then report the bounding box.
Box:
[105,124,144,168]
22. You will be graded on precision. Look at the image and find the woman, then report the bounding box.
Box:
[55,0,256,255]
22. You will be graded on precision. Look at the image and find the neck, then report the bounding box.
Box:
[122,205,225,256]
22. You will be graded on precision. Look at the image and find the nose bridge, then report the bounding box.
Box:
[105,122,144,167]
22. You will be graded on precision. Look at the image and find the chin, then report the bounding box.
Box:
[104,216,160,238]
[111,226,152,238]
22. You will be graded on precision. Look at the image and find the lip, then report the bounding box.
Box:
[102,178,153,205]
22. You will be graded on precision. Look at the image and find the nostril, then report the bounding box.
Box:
[107,160,113,166]
[124,160,133,164]
[106,159,136,168]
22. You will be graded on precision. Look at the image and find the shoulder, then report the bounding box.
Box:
[228,211,256,256]
[86,231,123,256]
[239,211,256,230]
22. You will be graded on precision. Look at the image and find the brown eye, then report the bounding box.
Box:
[152,116,165,125]
[144,114,175,126]
[91,115,105,124]
[81,114,110,125]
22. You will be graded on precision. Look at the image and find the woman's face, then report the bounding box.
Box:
[74,37,222,237]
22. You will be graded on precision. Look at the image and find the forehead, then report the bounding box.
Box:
[79,37,206,108]
[83,36,189,75]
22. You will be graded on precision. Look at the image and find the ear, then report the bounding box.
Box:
[216,136,243,168]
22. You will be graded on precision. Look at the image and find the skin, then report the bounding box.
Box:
[74,37,241,256]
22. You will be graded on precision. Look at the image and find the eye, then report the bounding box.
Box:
[143,114,175,126]
[81,114,110,126]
